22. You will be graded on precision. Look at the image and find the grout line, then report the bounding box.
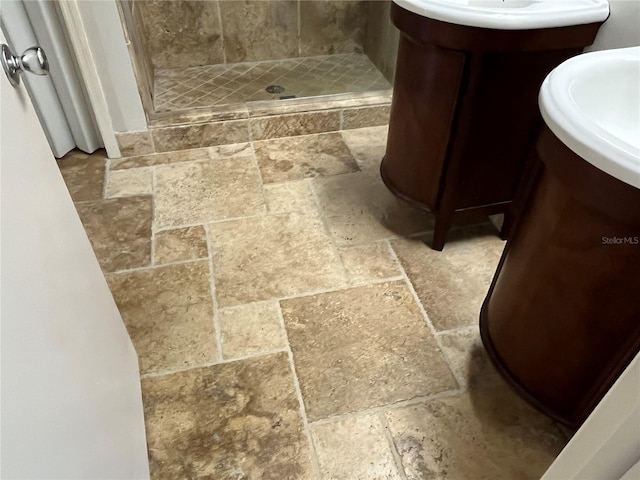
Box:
[296,0,302,57]
[308,179,351,283]
[102,158,111,200]
[153,213,265,234]
[387,243,463,390]
[106,257,210,276]
[139,349,290,380]
[247,124,270,218]
[150,166,158,266]
[307,387,464,427]
[434,324,479,337]
[275,301,322,480]
[204,224,224,362]
[148,129,156,153]
[379,412,409,480]
[233,275,406,306]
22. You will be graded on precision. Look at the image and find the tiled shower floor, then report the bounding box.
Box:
[59,126,567,479]
[154,53,392,112]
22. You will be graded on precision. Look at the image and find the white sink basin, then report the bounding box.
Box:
[540,46,640,189]
[393,0,609,30]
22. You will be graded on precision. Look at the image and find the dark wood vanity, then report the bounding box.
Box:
[481,126,640,428]
[381,3,604,250]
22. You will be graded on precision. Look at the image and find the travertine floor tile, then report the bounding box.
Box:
[58,149,106,202]
[106,168,153,198]
[338,242,401,284]
[254,132,359,183]
[281,281,457,420]
[154,156,265,228]
[341,126,389,147]
[311,414,402,480]
[142,353,313,479]
[107,261,216,375]
[208,212,347,307]
[76,196,152,273]
[154,226,208,265]
[391,225,504,331]
[110,148,209,170]
[341,126,388,173]
[385,389,565,480]
[110,144,252,170]
[314,171,432,245]
[438,326,504,390]
[264,180,317,215]
[219,302,287,359]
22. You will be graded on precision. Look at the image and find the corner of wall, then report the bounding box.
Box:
[75,0,147,134]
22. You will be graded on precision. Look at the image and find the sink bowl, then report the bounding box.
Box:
[540,46,640,189]
[393,0,609,29]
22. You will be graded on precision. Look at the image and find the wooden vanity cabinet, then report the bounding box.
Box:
[381,3,603,250]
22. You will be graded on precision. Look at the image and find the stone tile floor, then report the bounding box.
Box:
[59,126,567,480]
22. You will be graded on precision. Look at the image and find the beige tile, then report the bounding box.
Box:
[341,125,389,147]
[250,111,341,141]
[391,225,504,331]
[110,144,252,170]
[151,120,250,152]
[438,326,504,390]
[107,261,216,375]
[281,281,457,420]
[343,105,391,130]
[58,149,106,202]
[136,0,224,69]
[116,131,154,157]
[219,302,287,359]
[110,148,210,170]
[142,353,313,479]
[385,390,566,480]
[219,0,298,63]
[106,168,153,198]
[338,242,401,284]
[314,170,433,245]
[311,414,402,480]
[76,196,152,273]
[264,180,317,215]
[254,132,359,183]
[154,226,208,265]
[154,156,265,228]
[150,106,249,127]
[341,126,389,173]
[208,212,347,307]
[300,1,367,56]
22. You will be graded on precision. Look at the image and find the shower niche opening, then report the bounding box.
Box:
[118,1,398,124]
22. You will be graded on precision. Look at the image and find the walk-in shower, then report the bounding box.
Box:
[118,1,399,125]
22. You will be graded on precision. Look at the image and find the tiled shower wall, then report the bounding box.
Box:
[134,0,370,69]
[363,1,400,82]
[117,0,399,140]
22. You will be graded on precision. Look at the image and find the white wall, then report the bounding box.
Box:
[587,0,640,51]
[76,0,146,132]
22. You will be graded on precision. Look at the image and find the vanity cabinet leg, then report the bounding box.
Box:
[431,210,454,251]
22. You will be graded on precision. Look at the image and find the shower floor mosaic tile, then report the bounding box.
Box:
[59,126,567,479]
[153,53,392,112]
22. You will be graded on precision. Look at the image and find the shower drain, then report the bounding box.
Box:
[266,84,285,94]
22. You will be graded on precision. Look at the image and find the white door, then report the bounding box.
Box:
[0,33,150,480]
